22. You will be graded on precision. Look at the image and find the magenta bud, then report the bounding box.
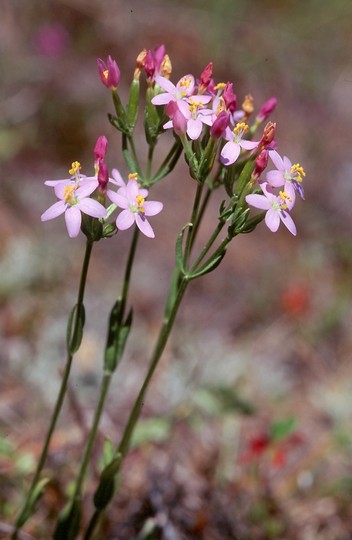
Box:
[153,44,166,74]
[253,149,269,179]
[256,96,277,122]
[94,135,108,162]
[166,101,187,136]
[200,62,213,87]
[223,82,237,112]
[210,111,230,138]
[98,160,109,192]
[97,56,120,89]
[144,50,155,80]
[260,121,276,147]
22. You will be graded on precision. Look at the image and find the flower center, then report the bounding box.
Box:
[233,122,249,142]
[290,163,306,183]
[189,100,203,116]
[64,184,78,205]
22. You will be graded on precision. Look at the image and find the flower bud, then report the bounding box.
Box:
[210,110,230,139]
[98,160,109,192]
[253,149,269,179]
[144,50,155,80]
[256,96,277,122]
[242,94,254,116]
[260,121,276,147]
[161,54,172,79]
[198,62,213,94]
[97,56,120,89]
[166,101,187,136]
[94,135,108,163]
[134,49,147,80]
[223,82,237,112]
[153,44,166,74]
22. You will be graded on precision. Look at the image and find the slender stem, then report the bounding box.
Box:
[184,182,204,268]
[190,220,226,272]
[127,135,142,176]
[189,187,212,252]
[13,240,94,538]
[146,144,155,180]
[84,276,189,539]
[71,370,112,502]
[62,226,140,507]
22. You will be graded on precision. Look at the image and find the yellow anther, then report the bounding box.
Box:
[129,172,138,181]
[189,100,203,114]
[242,94,254,115]
[214,82,226,91]
[215,97,226,116]
[179,76,192,89]
[69,161,81,176]
[233,122,249,135]
[161,54,172,79]
[103,69,109,79]
[63,184,78,203]
[136,194,145,212]
[279,190,291,210]
[290,163,306,182]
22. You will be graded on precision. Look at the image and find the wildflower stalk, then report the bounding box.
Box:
[13,240,94,538]
[54,228,140,538]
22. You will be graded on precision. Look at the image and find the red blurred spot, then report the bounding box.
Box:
[280,284,310,317]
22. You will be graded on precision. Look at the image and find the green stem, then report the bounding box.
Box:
[127,135,142,177]
[184,182,204,268]
[62,226,139,513]
[189,187,212,252]
[146,144,155,181]
[190,219,226,272]
[13,240,94,538]
[84,276,189,539]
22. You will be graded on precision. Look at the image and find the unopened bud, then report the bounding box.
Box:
[260,121,276,147]
[253,149,269,179]
[210,111,230,138]
[223,82,237,112]
[98,160,109,192]
[134,49,147,80]
[256,96,277,122]
[94,135,108,163]
[161,54,172,79]
[153,44,166,74]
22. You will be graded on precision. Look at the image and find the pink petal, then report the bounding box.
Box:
[187,118,203,140]
[152,93,175,105]
[45,178,70,186]
[116,209,135,230]
[279,211,297,236]
[163,120,173,130]
[269,150,284,171]
[154,76,176,94]
[266,170,285,187]
[41,200,66,221]
[240,140,259,150]
[283,156,292,171]
[143,201,163,216]
[245,194,271,210]
[177,99,191,119]
[65,206,82,238]
[220,141,240,166]
[107,189,129,208]
[76,180,98,197]
[126,179,139,201]
[135,215,155,238]
[265,209,280,232]
[111,168,125,187]
[78,198,107,218]
[283,182,296,209]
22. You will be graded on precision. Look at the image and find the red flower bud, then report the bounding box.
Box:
[94,135,108,162]
[253,149,269,179]
[210,111,230,138]
[223,82,237,112]
[260,121,276,147]
[257,96,277,122]
[97,160,109,192]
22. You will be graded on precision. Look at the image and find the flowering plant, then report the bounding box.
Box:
[12,46,306,539]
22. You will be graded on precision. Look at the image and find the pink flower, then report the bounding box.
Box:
[245,183,297,235]
[152,74,195,106]
[266,150,305,205]
[97,56,120,89]
[164,101,188,136]
[144,44,166,81]
[220,122,259,166]
[41,177,107,238]
[94,135,108,163]
[107,176,163,238]
[164,96,212,140]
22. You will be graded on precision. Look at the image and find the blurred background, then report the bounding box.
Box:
[1,0,352,538]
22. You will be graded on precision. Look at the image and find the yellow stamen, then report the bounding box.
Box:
[189,100,203,114]
[179,76,192,89]
[161,54,172,79]
[215,97,226,116]
[279,190,291,209]
[103,69,109,79]
[242,94,254,115]
[129,172,138,181]
[136,194,145,213]
[69,161,81,176]
[290,163,306,182]
[64,184,78,203]
[214,82,226,91]
[233,122,249,135]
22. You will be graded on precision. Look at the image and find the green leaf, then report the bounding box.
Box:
[269,417,296,441]
[66,303,85,355]
[130,417,171,449]
[188,249,227,280]
[104,302,133,372]
[53,499,81,540]
[93,453,122,510]
[175,223,192,275]
[16,477,50,529]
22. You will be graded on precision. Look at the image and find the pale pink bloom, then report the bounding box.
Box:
[220,122,259,166]
[107,169,148,197]
[107,178,163,238]
[246,183,297,236]
[41,180,107,238]
[152,74,195,106]
[266,150,305,206]
[164,96,212,140]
